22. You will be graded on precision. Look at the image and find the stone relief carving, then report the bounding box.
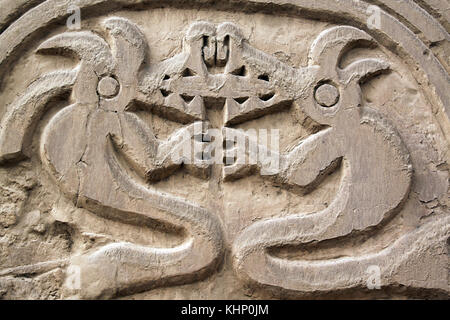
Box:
[1,18,228,299]
[0,1,448,300]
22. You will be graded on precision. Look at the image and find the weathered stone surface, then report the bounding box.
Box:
[0,0,448,299]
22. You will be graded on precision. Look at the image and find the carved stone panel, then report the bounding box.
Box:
[0,0,448,299]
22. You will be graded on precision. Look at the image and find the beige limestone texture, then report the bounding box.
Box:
[0,0,448,299]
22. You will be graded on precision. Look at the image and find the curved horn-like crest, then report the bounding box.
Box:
[37,31,114,75]
[339,58,390,84]
[0,70,77,163]
[103,17,147,70]
[308,26,375,68]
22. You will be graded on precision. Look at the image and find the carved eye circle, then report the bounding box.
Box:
[314,83,340,108]
[97,76,120,98]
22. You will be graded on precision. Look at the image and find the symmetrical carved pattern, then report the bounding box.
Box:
[0,13,448,299]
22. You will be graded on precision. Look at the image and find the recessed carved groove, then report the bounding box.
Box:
[181,68,196,77]
[259,92,275,101]
[225,100,293,126]
[234,97,249,104]
[181,94,195,103]
[160,89,171,97]
[231,65,247,77]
